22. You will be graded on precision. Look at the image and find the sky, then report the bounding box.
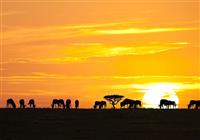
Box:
[1,0,199,108]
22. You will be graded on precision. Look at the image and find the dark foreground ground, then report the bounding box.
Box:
[0,109,200,140]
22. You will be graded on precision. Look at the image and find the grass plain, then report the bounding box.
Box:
[0,109,199,140]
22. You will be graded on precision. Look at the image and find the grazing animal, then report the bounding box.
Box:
[93,101,106,109]
[28,99,36,108]
[75,99,79,109]
[66,99,71,109]
[7,98,16,108]
[134,100,142,108]
[19,99,25,108]
[188,100,200,109]
[52,99,65,109]
[120,98,142,109]
[159,99,176,109]
[58,99,65,108]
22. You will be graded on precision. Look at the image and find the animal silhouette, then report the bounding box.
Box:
[159,99,176,109]
[7,98,16,108]
[120,98,142,109]
[75,99,79,109]
[28,99,36,108]
[51,99,65,109]
[19,99,25,108]
[188,100,200,109]
[66,99,71,109]
[93,101,106,109]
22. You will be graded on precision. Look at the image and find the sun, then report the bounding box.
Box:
[142,83,180,108]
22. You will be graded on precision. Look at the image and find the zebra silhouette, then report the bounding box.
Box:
[7,98,16,108]
[159,99,176,109]
[93,101,106,109]
[188,100,200,109]
[28,99,36,108]
[120,98,142,109]
[19,99,25,108]
[52,99,65,109]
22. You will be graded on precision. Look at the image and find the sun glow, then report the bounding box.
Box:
[142,83,180,108]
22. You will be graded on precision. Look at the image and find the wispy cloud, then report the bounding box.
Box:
[108,82,200,92]
[2,21,198,45]
[4,41,189,64]
[2,21,196,64]
[2,21,138,45]
[3,74,199,99]
[62,42,187,58]
[2,73,199,83]
[94,27,198,35]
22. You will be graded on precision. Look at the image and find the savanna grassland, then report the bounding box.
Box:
[0,109,199,140]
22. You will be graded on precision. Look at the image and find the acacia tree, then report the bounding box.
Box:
[104,95,124,109]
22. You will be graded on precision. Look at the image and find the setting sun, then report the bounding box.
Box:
[142,83,180,108]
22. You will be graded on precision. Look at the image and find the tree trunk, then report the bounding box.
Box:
[112,103,115,109]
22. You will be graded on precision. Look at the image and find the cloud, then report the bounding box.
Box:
[108,82,200,93]
[2,21,196,64]
[167,42,190,45]
[66,42,187,57]
[2,73,199,83]
[3,73,199,96]
[2,21,138,45]
[94,27,198,35]
[2,21,198,45]
[4,41,189,64]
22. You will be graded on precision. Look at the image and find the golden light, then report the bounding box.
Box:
[142,83,180,108]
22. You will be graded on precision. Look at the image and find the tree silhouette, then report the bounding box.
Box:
[104,95,124,109]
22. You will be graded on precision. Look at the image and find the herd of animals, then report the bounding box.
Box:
[5,98,200,109]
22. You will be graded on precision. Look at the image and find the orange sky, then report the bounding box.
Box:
[1,0,199,108]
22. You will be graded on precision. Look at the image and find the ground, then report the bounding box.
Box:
[0,109,199,140]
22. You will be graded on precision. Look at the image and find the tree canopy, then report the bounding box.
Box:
[104,95,124,109]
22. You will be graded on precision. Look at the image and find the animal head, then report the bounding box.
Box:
[138,101,142,106]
